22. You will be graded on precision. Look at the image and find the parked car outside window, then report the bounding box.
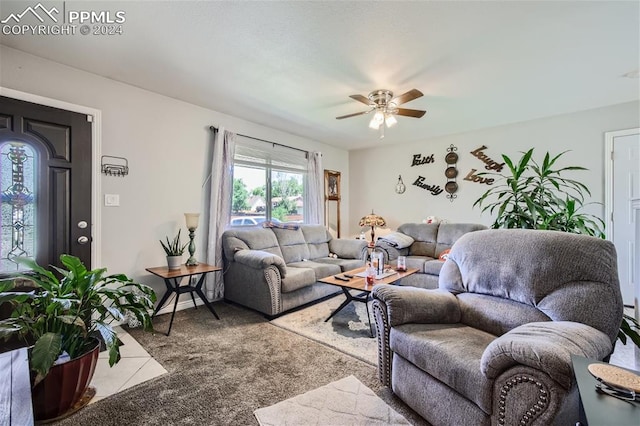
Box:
[230,216,281,227]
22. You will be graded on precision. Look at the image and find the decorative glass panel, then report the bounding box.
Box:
[0,142,36,273]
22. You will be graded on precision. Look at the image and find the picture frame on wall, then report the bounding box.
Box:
[325,170,341,200]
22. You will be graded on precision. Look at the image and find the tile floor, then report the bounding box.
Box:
[89,326,167,404]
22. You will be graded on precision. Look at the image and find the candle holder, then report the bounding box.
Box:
[184,213,200,266]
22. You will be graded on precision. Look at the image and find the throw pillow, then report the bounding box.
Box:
[439,249,451,261]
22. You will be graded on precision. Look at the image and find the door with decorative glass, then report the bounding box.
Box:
[0,96,92,273]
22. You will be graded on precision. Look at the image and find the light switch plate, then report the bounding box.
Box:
[104,194,120,206]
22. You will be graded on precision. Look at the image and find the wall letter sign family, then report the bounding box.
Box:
[413,176,443,196]
[465,145,503,186]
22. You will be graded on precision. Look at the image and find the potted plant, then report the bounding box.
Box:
[160,229,188,269]
[473,148,639,350]
[0,254,156,421]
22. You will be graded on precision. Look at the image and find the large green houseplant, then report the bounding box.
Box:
[0,254,156,419]
[473,149,639,349]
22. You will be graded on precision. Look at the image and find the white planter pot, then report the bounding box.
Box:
[166,255,182,270]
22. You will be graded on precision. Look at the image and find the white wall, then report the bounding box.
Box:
[0,46,350,300]
[349,101,640,235]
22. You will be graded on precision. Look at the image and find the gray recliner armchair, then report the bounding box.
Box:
[372,229,623,426]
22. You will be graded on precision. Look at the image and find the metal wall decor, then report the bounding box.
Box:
[444,144,459,202]
[101,155,129,177]
[412,176,443,195]
[465,145,502,185]
[395,175,406,194]
[411,153,435,166]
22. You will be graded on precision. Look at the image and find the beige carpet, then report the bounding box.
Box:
[254,375,410,426]
[270,295,377,365]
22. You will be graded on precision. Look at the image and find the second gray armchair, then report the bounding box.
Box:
[372,229,623,426]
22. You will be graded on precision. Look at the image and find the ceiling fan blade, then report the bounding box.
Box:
[349,94,375,106]
[336,110,372,120]
[395,108,426,118]
[392,89,423,105]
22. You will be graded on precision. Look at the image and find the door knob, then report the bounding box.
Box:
[77,236,89,244]
[78,221,88,229]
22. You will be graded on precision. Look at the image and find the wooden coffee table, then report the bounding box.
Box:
[318,266,418,337]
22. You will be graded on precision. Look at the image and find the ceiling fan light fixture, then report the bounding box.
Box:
[369,110,385,129]
[385,113,397,128]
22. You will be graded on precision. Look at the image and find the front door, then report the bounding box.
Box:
[0,96,92,272]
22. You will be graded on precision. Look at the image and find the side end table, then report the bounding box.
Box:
[146,263,221,336]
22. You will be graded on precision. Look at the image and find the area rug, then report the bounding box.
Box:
[270,295,377,365]
[254,375,410,426]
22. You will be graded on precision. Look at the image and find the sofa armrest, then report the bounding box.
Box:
[371,285,460,327]
[481,321,613,389]
[329,238,368,260]
[374,240,409,262]
[233,250,287,278]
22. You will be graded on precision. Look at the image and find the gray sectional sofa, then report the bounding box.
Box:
[375,222,487,288]
[221,224,368,317]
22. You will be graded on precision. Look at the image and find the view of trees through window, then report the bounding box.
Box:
[231,165,304,226]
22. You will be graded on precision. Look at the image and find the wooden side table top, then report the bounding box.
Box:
[318,266,418,292]
[145,263,221,279]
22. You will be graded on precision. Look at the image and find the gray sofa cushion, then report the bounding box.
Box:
[287,261,341,281]
[440,229,623,344]
[390,323,496,414]
[301,225,331,259]
[398,223,439,257]
[423,259,444,275]
[222,227,284,260]
[458,293,551,336]
[272,227,311,263]
[281,266,316,293]
[435,223,488,257]
[313,257,363,272]
[405,256,429,272]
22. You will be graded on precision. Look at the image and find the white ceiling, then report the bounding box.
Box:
[1,1,638,150]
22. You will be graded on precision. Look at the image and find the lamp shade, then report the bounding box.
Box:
[359,210,386,228]
[184,213,200,229]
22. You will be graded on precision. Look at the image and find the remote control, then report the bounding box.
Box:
[343,274,354,278]
[334,275,350,281]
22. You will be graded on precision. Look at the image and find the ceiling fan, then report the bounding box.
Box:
[336,89,426,138]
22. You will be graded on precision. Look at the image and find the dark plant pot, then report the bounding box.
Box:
[31,338,100,421]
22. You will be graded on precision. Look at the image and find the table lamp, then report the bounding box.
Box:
[184,213,200,266]
[358,210,386,246]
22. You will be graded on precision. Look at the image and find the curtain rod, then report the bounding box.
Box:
[209,126,308,154]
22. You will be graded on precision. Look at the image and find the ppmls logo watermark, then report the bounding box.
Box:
[1,2,126,36]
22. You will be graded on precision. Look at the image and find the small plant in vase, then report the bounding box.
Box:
[160,229,188,270]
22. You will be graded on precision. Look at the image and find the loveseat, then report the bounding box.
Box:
[221,224,368,317]
[372,229,623,426]
[374,222,486,288]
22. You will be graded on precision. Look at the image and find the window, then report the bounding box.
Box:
[231,137,307,226]
[0,142,36,273]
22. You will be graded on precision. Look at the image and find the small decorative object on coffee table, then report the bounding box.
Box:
[146,263,221,336]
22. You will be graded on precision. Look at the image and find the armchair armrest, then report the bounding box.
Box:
[233,250,287,278]
[481,321,612,389]
[371,285,460,327]
[328,238,368,260]
[374,240,409,262]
